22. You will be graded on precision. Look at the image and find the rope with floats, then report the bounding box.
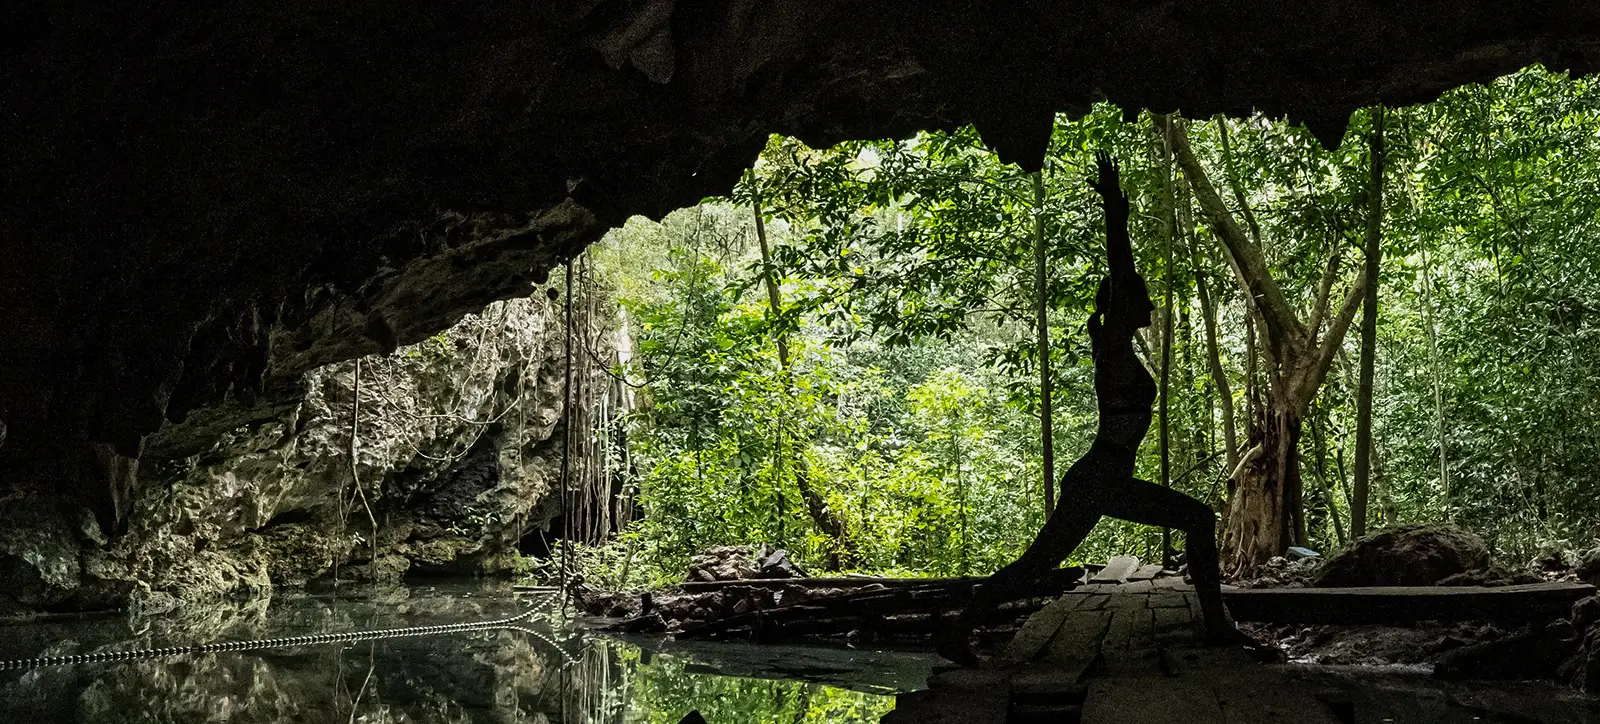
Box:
[0,592,573,672]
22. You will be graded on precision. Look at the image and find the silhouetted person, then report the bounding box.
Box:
[937,152,1242,665]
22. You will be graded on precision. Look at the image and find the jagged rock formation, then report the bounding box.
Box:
[4,2,1600,608]
[2,295,617,615]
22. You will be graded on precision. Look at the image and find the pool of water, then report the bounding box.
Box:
[0,583,938,723]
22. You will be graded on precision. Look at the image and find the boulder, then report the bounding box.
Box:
[757,549,806,579]
[1313,524,1489,588]
[1560,595,1600,694]
[1572,595,1600,630]
[1577,547,1600,588]
[1535,547,1572,572]
[1286,546,1321,560]
[1558,620,1600,694]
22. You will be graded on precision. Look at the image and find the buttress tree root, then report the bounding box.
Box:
[936,152,1242,665]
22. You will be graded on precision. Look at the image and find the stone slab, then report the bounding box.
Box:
[1117,580,1154,594]
[1147,592,1189,609]
[1045,609,1111,665]
[1003,593,1098,661]
[1081,677,1224,724]
[1090,556,1141,584]
[1128,563,1165,581]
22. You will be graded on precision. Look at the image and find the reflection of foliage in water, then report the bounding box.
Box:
[553,637,896,724]
[1,586,902,724]
[621,653,893,724]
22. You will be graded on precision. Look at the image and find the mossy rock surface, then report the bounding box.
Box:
[1313,523,1490,588]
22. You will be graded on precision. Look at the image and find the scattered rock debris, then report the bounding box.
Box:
[1238,555,1323,589]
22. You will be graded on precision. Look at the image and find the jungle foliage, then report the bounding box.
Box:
[580,65,1600,585]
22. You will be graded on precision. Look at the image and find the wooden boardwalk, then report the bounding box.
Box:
[883,576,1343,724]
[883,564,1595,723]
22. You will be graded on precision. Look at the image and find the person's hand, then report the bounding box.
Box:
[1088,151,1123,201]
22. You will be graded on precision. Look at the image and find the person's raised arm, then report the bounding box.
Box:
[1089,151,1134,280]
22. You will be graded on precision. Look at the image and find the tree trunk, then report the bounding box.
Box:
[1194,247,1237,473]
[751,179,855,566]
[1224,398,1304,577]
[1353,107,1385,539]
[1033,171,1056,518]
[752,183,791,369]
[1421,243,1449,520]
[1157,119,1178,566]
[1215,116,1265,246]
[1309,402,1347,545]
[1166,114,1368,572]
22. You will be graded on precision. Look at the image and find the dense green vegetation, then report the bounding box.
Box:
[571,65,1600,586]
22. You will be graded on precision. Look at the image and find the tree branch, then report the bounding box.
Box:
[1300,268,1368,412]
[1215,115,1265,246]
[1162,115,1306,357]
[1306,229,1344,345]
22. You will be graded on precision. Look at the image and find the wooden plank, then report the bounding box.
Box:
[1012,667,1088,698]
[1152,577,1195,592]
[1125,607,1156,650]
[1153,606,1196,644]
[1116,580,1154,594]
[1147,592,1188,609]
[928,667,1011,691]
[1090,556,1140,584]
[1002,593,1096,661]
[1099,607,1135,652]
[1214,681,1340,724]
[1157,645,1258,677]
[1082,678,1224,724]
[1127,564,1164,582]
[1222,581,1595,624]
[1077,593,1111,611]
[679,567,1084,592]
[1044,609,1111,665]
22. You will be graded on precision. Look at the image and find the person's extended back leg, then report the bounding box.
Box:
[1096,476,1243,643]
[936,503,1101,664]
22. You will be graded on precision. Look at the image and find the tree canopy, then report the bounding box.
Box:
[578,64,1600,586]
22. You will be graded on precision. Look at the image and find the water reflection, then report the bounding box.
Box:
[0,584,929,723]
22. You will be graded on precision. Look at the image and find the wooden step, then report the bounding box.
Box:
[1222,581,1594,624]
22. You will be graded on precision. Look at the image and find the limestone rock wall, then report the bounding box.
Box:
[1,292,617,615]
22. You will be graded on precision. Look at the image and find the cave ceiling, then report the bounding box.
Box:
[2,0,1598,527]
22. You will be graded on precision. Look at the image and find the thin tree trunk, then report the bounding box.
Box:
[1244,310,1259,438]
[559,261,574,609]
[1353,107,1385,539]
[953,406,968,575]
[751,179,855,566]
[1421,244,1450,520]
[1215,116,1264,246]
[1194,246,1237,472]
[1033,171,1056,518]
[752,183,791,369]
[1156,120,1178,565]
[1309,403,1347,545]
